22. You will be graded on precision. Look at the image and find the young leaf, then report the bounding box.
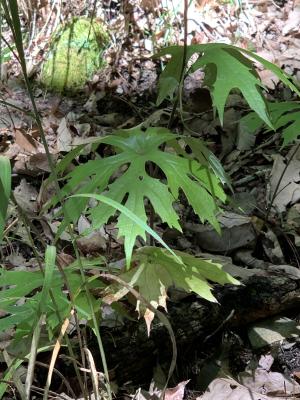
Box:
[156,46,189,105]
[104,247,240,333]
[192,45,270,127]
[239,101,300,146]
[157,44,300,128]
[272,104,300,146]
[157,44,271,126]
[0,156,11,243]
[59,127,225,264]
[184,137,233,192]
[0,259,102,339]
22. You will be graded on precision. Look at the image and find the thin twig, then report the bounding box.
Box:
[203,309,235,343]
[149,0,189,245]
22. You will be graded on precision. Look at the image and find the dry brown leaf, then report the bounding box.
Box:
[57,253,75,268]
[257,69,279,90]
[140,0,159,11]
[15,129,39,154]
[13,179,38,215]
[239,368,300,396]
[282,5,300,35]
[165,380,190,400]
[27,153,53,173]
[197,377,269,400]
[57,117,72,152]
[197,373,300,400]
[14,153,57,176]
[269,154,300,213]
[76,232,106,254]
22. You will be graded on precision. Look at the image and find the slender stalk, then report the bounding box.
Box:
[25,316,43,399]
[1,2,110,398]
[167,0,189,130]
[149,0,190,243]
[10,193,86,398]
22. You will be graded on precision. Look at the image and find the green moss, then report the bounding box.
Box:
[40,18,109,93]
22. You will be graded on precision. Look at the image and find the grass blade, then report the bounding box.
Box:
[39,246,56,313]
[0,156,11,243]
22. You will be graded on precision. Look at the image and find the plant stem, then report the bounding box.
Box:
[167,0,189,130]
[1,2,111,398]
[149,0,190,243]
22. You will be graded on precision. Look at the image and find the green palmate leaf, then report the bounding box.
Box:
[157,44,299,128]
[104,246,240,332]
[157,44,270,126]
[0,256,102,339]
[239,101,300,146]
[58,127,225,265]
[0,156,11,243]
[193,45,269,126]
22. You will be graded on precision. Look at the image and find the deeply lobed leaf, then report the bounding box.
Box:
[103,246,240,333]
[157,43,300,128]
[0,259,103,339]
[239,101,300,146]
[55,127,226,264]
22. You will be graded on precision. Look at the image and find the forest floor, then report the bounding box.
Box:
[1,0,300,399]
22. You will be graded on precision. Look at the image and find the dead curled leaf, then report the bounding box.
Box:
[27,153,55,173]
[56,253,75,268]
[14,129,40,154]
[76,232,106,254]
[132,380,189,400]
[103,247,239,334]
[164,380,190,400]
[14,153,58,176]
[269,154,300,213]
[13,179,38,215]
[57,117,72,152]
[197,375,300,400]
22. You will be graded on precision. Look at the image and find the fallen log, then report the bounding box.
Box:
[94,259,300,386]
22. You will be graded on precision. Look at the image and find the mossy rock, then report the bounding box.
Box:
[40,18,109,93]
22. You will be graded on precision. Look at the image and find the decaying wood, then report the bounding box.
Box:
[94,264,300,385]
